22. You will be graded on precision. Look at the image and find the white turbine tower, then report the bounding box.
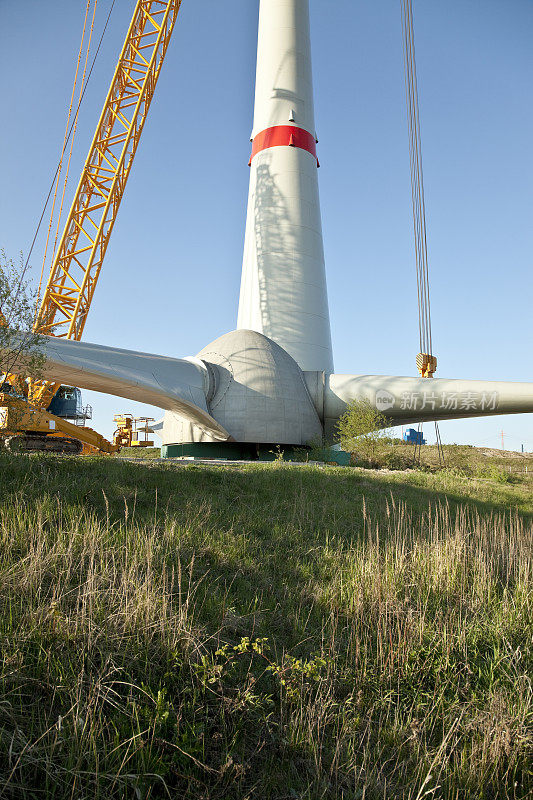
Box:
[238,0,333,374]
[3,0,533,457]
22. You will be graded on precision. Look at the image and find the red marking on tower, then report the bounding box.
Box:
[249,125,318,164]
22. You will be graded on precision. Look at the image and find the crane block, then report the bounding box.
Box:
[416,352,437,378]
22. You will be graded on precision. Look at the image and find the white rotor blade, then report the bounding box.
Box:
[323,374,533,427]
[3,335,229,440]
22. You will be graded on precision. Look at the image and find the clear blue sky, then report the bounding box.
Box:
[1,0,532,450]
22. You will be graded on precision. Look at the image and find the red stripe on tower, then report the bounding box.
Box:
[249,125,318,164]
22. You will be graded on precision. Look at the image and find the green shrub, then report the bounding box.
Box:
[476,463,516,483]
[336,399,393,468]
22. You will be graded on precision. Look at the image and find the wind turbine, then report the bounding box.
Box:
[5,0,533,458]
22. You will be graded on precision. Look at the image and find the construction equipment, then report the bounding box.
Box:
[2,0,182,454]
[0,393,117,454]
[113,415,155,448]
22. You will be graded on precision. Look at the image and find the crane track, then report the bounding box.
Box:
[4,435,83,455]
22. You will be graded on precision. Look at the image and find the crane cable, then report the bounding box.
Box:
[401,0,445,466]
[50,1,99,267]
[38,0,98,303]
[25,0,116,289]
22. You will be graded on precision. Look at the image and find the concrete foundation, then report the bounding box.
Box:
[161,441,309,461]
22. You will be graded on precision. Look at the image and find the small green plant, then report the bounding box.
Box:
[266,652,330,702]
[269,444,285,462]
[210,637,329,703]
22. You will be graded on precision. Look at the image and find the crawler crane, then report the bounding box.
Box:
[1,0,182,454]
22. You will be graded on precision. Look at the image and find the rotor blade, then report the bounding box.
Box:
[320,374,533,428]
[3,334,229,440]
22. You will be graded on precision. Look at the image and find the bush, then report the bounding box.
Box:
[476,463,516,484]
[0,250,45,411]
[336,398,393,468]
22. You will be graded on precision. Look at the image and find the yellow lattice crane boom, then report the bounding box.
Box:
[31,0,182,410]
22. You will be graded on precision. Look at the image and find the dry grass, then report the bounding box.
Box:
[0,453,531,798]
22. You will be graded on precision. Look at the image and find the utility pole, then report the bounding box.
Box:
[501,430,505,450]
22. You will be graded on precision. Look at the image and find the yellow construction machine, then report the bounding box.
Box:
[113,415,155,449]
[0,392,117,455]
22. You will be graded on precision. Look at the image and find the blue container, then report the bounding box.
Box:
[403,428,426,445]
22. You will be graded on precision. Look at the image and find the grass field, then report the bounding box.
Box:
[0,449,531,798]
